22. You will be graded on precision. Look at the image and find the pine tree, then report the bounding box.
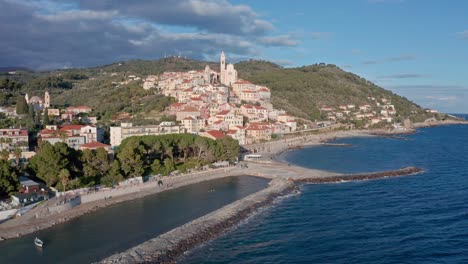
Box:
[15,96,28,114]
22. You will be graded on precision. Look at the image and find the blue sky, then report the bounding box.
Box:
[1,0,467,112]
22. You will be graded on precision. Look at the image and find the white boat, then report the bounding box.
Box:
[34,237,43,247]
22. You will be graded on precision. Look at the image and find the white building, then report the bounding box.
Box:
[110,122,186,147]
[219,51,238,86]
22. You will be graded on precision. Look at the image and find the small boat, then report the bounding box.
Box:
[34,237,44,247]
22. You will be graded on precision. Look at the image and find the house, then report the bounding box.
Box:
[66,106,93,114]
[232,79,255,96]
[227,128,246,145]
[19,176,41,193]
[211,110,243,129]
[239,90,259,102]
[182,116,206,133]
[176,106,201,121]
[47,108,60,116]
[202,130,226,141]
[80,142,113,152]
[0,129,29,152]
[38,124,103,149]
[245,122,272,144]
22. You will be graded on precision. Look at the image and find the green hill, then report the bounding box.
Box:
[1,57,427,123]
[235,60,423,120]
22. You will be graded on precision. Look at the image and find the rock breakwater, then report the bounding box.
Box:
[294,167,424,184]
[98,178,295,264]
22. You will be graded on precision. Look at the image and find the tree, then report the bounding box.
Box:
[59,168,71,192]
[100,160,124,187]
[13,147,22,166]
[0,149,9,161]
[0,160,19,196]
[28,142,72,187]
[117,140,145,178]
[43,108,50,126]
[16,96,28,115]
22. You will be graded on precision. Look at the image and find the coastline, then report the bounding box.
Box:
[1,120,465,262]
[97,178,296,264]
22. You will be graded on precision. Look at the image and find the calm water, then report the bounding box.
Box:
[0,176,268,263]
[183,125,468,263]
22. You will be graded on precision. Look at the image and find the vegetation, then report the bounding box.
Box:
[117,134,239,177]
[1,57,427,124]
[0,159,19,197]
[236,61,424,120]
[27,134,239,191]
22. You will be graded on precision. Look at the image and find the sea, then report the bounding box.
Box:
[183,120,468,263]
[0,176,268,264]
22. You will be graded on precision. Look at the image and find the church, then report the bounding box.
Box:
[203,51,238,87]
[219,51,238,87]
[25,91,50,111]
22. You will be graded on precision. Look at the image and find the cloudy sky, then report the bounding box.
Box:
[1,0,467,113]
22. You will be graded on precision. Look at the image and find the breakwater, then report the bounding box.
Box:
[294,167,424,184]
[98,178,296,264]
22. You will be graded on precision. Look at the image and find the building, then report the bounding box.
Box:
[39,124,103,149]
[80,142,113,152]
[110,122,185,147]
[176,106,201,121]
[219,51,238,86]
[245,122,272,144]
[202,130,226,141]
[19,176,41,194]
[0,129,29,151]
[227,127,246,145]
[25,91,50,111]
[66,106,93,114]
[182,116,206,133]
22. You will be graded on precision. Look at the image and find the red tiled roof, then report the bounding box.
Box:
[181,106,200,112]
[206,130,226,139]
[60,124,85,130]
[0,129,28,137]
[81,142,110,149]
[170,103,185,108]
[233,80,252,85]
[216,110,230,116]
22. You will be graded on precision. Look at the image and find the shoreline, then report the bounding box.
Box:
[97,178,296,264]
[1,121,464,261]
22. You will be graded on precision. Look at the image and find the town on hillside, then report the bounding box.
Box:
[0,51,416,216]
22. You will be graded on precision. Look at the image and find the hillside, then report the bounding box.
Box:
[235,61,423,120]
[1,57,426,123]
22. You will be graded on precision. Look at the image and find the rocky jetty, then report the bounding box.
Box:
[98,178,296,264]
[295,167,424,184]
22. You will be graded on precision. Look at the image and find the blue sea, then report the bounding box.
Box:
[183,123,468,263]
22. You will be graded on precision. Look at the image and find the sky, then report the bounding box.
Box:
[1,0,467,113]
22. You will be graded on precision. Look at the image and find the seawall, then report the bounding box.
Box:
[98,178,296,264]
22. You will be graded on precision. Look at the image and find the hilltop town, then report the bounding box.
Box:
[0,51,452,219]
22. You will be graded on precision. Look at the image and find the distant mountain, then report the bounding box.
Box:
[0,66,33,72]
